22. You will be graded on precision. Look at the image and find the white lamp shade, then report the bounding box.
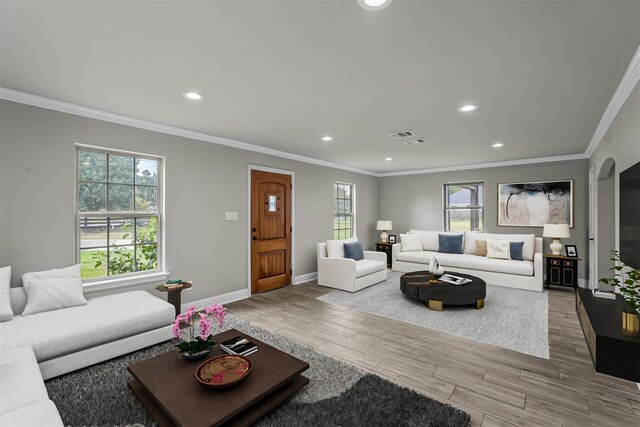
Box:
[542,224,570,238]
[376,220,392,230]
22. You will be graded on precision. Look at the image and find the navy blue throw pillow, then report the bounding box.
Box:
[510,241,525,261]
[343,241,364,261]
[438,234,463,254]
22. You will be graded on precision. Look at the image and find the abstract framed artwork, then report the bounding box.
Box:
[498,180,573,227]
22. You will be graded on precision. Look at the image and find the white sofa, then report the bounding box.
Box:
[317,238,387,292]
[0,289,174,426]
[392,230,544,292]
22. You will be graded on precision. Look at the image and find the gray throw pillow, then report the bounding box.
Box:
[22,277,88,316]
[438,233,463,254]
[343,241,364,261]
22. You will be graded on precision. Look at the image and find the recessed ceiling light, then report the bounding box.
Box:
[357,0,394,11]
[491,142,504,148]
[385,157,393,161]
[321,136,333,142]
[457,104,478,112]
[183,91,204,100]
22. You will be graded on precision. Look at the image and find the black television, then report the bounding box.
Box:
[620,160,640,269]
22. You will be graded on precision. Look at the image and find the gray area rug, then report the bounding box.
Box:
[46,313,470,426]
[318,271,550,358]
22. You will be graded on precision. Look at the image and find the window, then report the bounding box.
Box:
[334,182,355,239]
[77,148,162,280]
[444,182,483,232]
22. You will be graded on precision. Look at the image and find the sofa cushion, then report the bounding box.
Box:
[487,240,511,259]
[326,237,357,258]
[400,233,423,251]
[9,287,27,315]
[0,266,12,321]
[344,241,364,261]
[0,400,63,427]
[510,241,525,261]
[465,232,535,261]
[0,347,49,415]
[436,253,534,276]
[439,233,463,254]
[22,277,87,316]
[396,250,438,264]
[409,229,439,251]
[475,240,487,257]
[355,259,385,278]
[0,291,174,362]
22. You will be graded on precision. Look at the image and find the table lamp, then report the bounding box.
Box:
[542,224,570,255]
[376,220,392,243]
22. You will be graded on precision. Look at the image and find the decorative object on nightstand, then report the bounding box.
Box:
[388,234,397,244]
[542,223,570,255]
[565,244,578,257]
[544,254,579,290]
[376,220,392,243]
[375,242,393,268]
[156,281,192,317]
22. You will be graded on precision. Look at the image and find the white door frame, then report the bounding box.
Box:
[247,165,296,293]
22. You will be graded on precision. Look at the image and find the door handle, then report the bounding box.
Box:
[252,236,257,241]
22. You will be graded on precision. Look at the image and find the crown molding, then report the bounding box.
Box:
[0,87,378,177]
[378,153,588,177]
[584,44,640,158]
[1,87,592,178]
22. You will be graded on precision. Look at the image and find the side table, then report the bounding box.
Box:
[376,242,393,268]
[155,282,192,317]
[544,255,580,290]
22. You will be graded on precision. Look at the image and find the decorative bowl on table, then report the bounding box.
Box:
[196,354,253,388]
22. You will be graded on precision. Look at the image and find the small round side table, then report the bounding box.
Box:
[155,282,192,317]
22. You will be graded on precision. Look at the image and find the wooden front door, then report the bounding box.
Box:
[251,170,292,294]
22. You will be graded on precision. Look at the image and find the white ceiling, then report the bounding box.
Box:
[1,1,639,173]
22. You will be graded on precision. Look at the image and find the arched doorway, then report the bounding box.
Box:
[596,158,615,290]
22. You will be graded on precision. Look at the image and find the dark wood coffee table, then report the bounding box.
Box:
[128,329,309,427]
[400,270,486,311]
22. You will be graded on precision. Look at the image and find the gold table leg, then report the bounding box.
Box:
[427,300,443,311]
[476,298,485,310]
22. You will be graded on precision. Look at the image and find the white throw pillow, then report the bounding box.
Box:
[400,233,423,252]
[409,229,439,251]
[486,240,511,260]
[22,277,87,316]
[0,266,12,322]
[465,232,535,260]
[326,237,357,258]
[22,263,81,284]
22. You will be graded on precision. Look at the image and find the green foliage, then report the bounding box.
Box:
[175,336,216,355]
[91,217,158,276]
[600,250,640,316]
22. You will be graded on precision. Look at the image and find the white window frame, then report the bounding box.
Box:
[443,181,484,232]
[75,144,167,290]
[333,182,356,239]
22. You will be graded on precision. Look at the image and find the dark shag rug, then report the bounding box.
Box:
[45,314,470,427]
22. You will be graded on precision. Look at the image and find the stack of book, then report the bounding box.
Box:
[219,336,258,356]
[439,274,472,286]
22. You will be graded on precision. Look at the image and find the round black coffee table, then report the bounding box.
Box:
[400,271,486,311]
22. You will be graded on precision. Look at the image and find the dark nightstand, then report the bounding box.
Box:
[376,242,393,268]
[544,254,580,290]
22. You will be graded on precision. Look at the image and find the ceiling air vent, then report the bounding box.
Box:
[402,138,427,145]
[389,130,415,139]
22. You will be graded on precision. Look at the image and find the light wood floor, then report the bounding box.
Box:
[226,281,640,426]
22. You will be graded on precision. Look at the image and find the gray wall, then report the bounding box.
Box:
[0,100,379,303]
[378,160,590,279]
[590,80,640,284]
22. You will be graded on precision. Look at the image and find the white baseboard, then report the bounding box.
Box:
[180,288,250,313]
[295,272,318,285]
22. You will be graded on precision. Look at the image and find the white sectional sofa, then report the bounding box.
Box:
[392,230,544,292]
[0,288,174,426]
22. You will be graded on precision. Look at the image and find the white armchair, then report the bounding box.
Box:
[317,241,387,292]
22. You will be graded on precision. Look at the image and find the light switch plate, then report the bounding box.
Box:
[225,211,239,221]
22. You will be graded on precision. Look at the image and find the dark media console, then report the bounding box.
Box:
[575,288,640,382]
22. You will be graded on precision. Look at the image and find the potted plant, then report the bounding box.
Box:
[599,250,640,336]
[172,304,226,360]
